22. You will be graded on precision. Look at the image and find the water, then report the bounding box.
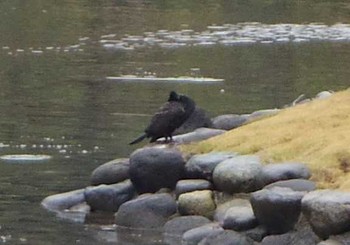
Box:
[0,0,349,244]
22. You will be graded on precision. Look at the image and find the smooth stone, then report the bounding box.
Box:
[316,91,333,100]
[90,158,129,186]
[185,152,237,180]
[264,179,316,192]
[115,193,177,229]
[211,114,248,130]
[178,190,216,218]
[182,223,224,245]
[129,147,185,193]
[222,206,257,231]
[175,107,213,134]
[318,239,344,245]
[171,127,226,144]
[243,226,268,242]
[164,215,211,236]
[198,230,254,245]
[41,189,85,212]
[251,187,304,234]
[247,109,280,122]
[302,190,350,239]
[214,198,251,224]
[175,179,213,197]
[84,180,135,212]
[213,155,263,193]
[261,162,311,185]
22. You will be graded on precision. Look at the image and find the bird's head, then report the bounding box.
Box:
[168,91,179,101]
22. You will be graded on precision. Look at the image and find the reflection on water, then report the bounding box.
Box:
[0,0,349,244]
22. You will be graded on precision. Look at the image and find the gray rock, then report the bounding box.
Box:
[243,226,268,242]
[261,162,311,185]
[185,152,237,180]
[264,179,316,192]
[84,180,135,212]
[316,91,333,100]
[211,114,248,130]
[318,239,344,245]
[164,215,211,236]
[198,230,254,245]
[247,109,280,122]
[171,127,226,144]
[222,206,257,231]
[182,223,224,245]
[115,193,176,229]
[41,189,85,212]
[175,107,213,134]
[90,158,129,186]
[213,155,263,193]
[214,198,251,224]
[178,190,216,218]
[129,147,185,193]
[251,187,303,234]
[302,190,350,239]
[175,179,213,197]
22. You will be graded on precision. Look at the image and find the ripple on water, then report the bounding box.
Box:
[0,154,52,164]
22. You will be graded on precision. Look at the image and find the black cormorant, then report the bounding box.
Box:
[129,91,195,145]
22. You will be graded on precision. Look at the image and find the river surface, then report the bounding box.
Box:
[0,0,349,244]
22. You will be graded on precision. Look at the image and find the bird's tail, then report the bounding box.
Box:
[129,133,147,145]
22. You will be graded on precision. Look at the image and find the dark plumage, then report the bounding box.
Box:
[129,91,195,145]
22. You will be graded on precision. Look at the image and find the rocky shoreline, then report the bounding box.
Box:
[41,90,350,245]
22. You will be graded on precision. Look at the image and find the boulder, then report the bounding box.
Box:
[90,158,129,186]
[302,190,350,239]
[175,179,213,197]
[115,193,177,229]
[175,107,213,134]
[214,198,251,224]
[211,114,248,130]
[84,180,135,212]
[264,179,316,192]
[41,189,85,212]
[185,152,237,180]
[251,187,304,234]
[261,162,311,185]
[178,190,216,218]
[171,128,226,144]
[213,155,263,193]
[198,230,254,245]
[222,206,257,231]
[164,215,211,236]
[129,147,185,193]
[182,223,224,245]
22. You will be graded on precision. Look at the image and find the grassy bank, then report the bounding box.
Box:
[183,89,350,190]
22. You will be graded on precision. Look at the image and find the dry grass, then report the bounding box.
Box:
[182,89,350,190]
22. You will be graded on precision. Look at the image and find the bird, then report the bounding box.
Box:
[129,91,195,145]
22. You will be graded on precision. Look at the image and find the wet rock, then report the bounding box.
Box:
[261,162,311,185]
[41,189,85,212]
[175,107,213,134]
[264,179,316,192]
[251,187,303,234]
[178,190,216,218]
[247,109,280,122]
[302,190,350,239]
[213,155,263,193]
[84,180,135,212]
[222,206,257,231]
[182,223,224,245]
[211,114,248,130]
[115,193,176,229]
[129,147,185,193]
[164,215,211,238]
[185,152,237,180]
[90,158,129,186]
[175,179,213,197]
[171,127,226,144]
[198,230,254,245]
